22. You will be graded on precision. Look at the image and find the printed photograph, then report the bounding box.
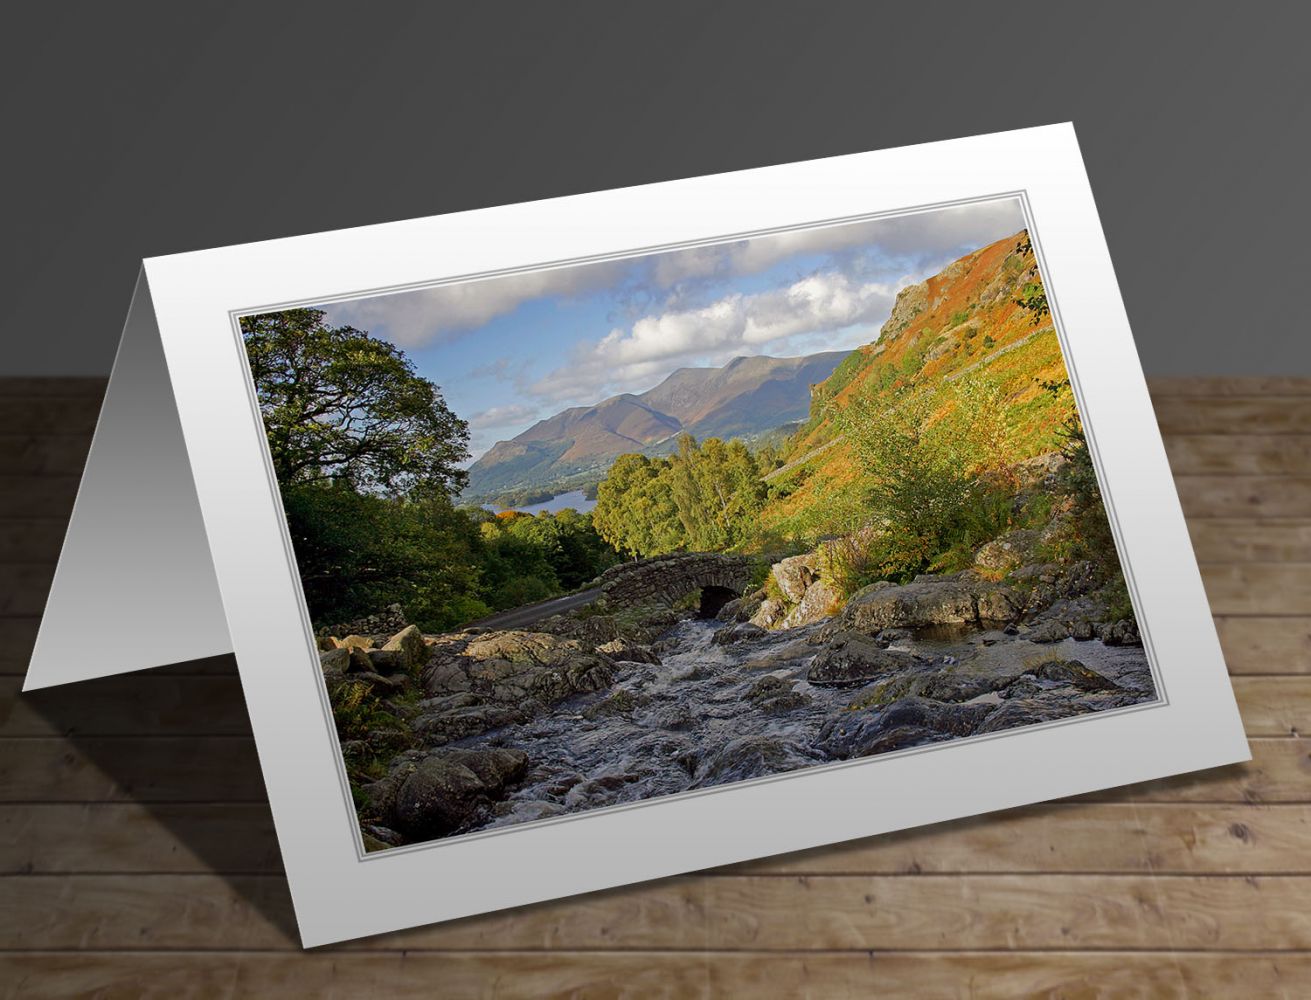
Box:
[238,198,1157,852]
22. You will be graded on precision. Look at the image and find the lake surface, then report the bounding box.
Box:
[489,490,597,516]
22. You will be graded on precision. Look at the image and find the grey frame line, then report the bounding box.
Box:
[223,190,1166,864]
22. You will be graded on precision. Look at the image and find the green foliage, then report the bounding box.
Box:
[1015,282,1049,320]
[831,377,1015,582]
[948,309,972,327]
[242,308,469,496]
[593,436,767,557]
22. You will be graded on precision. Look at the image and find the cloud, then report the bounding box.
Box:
[467,403,540,430]
[531,270,903,403]
[326,260,630,348]
[322,199,1024,350]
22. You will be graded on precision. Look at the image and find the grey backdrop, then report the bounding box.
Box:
[5,3,1308,376]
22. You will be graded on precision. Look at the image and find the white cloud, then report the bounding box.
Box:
[531,270,904,404]
[322,199,1024,350]
[468,402,540,430]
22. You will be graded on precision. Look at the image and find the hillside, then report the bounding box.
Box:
[466,350,847,502]
[759,229,1074,540]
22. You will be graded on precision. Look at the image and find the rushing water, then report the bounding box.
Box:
[457,616,1155,833]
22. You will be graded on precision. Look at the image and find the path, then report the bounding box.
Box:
[470,586,603,630]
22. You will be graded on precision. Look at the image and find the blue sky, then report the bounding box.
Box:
[322,199,1024,461]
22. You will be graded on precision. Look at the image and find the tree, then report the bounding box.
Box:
[241,308,469,497]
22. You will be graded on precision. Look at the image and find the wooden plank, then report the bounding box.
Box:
[1232,677,1311,736]
[4,951,1311,998]
[0,435,92,477]
[0,735,1303,808]
[4,873,1311,952]
[0,475,79,520]
[0,737,267,803]
[1176,475,1311,518]
[0,522,69,563]
[0,396,103,436]
[0,378,106,397]
[1147,376,1311,396]
[1165,434,1311,475]
[1,676,252,737]
[733,803,1311,877]
[6,802,1310,877]
[1189,520,1311,563]
[1153,396,1311,435]
[0,565,55,616]
[1216,617,1311,674]
[1200,564,1311,616]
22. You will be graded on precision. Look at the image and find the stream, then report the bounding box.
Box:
[456,615,1156,833]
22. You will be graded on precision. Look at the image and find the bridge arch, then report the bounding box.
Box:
[597,553,754,613]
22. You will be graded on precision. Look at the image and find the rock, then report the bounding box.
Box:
[1071,620,1096,641]
[781,579,843,628]
[694,735,822,786]
[420,629,616,710]
[746,675,812,714]
[807,631,924,686]
[381,624,428,671]
[1027,620,1070,643]
[974,529,1039,574]
[820,697,995,758]
[316,635,337,652]
[364,648,407,674]
[583,688,645,719]
[317,603,408,641]
[1101,619,1142,646]
[348,670,408,694]
[772,553,819,602]
[716,588,766,623]
[1028,658,1121,692]
[338,635,375,652]
[976,696,1092,733]
[361,832,392,853]
[596,639,660,664]
[392,748,529,839]
[749,598,788,630]
[838,574,1019,632]
[852,669,1009,709]
[713,622,767,646]
[319,647,350,675]
[348,647,375,673]
[412,703,525,743]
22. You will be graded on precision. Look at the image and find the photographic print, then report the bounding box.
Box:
[238,196,1158,854]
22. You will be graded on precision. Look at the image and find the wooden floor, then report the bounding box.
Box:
[1,376,1309,998]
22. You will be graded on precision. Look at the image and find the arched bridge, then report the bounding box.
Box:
[598,553,754,617]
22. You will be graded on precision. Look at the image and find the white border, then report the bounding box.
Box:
[142,124,1247,947]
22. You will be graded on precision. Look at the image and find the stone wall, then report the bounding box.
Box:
[598,553,753,609]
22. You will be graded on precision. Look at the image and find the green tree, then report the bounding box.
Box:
[241,308,469,496]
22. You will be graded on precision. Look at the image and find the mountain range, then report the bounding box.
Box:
[465,351,849,502]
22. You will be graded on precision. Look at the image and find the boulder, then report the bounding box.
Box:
[1027,620,1070,644]
[807,631,924,686]
[392,747,529,840]
[749,598,788,630]
[974,529,1039,574]
[596,639,661,664]
[781,579,842,628]
[820,697,995,759]
[380,624,428,671]
[338,635,374,652]
[319,647,350,675]
[694,735,822,786]
[838,574,1019,632]
[1028,658,1121,692]
[712,622,767,646]
[716,588,766,623]
[745,675,812,714]
[1101,619,1142,646]
[772,553,819,602]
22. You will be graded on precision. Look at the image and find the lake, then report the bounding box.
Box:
[488,490,597,516]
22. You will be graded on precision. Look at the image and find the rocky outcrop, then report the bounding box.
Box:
[424,630,615,712]
[807,631,925,686]
[780,578,842,628]
[316,603,408,640]
[385,747,529,839]
[772,553,819,602]
[835,573,1020,633]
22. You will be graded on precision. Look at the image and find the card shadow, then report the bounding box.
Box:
[21,654,301,945]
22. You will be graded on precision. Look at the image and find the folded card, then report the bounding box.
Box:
[27,124,1247,947]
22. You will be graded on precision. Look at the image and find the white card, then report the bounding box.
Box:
[27,124,1248,947]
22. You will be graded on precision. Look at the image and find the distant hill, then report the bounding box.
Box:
[465,350,848,502]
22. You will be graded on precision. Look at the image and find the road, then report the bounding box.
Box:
[469,587,604,631]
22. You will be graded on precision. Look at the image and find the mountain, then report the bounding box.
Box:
[466,350,849,502]
[759,228,1072,537]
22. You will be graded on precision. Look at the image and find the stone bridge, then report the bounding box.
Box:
[597,553,755,617]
